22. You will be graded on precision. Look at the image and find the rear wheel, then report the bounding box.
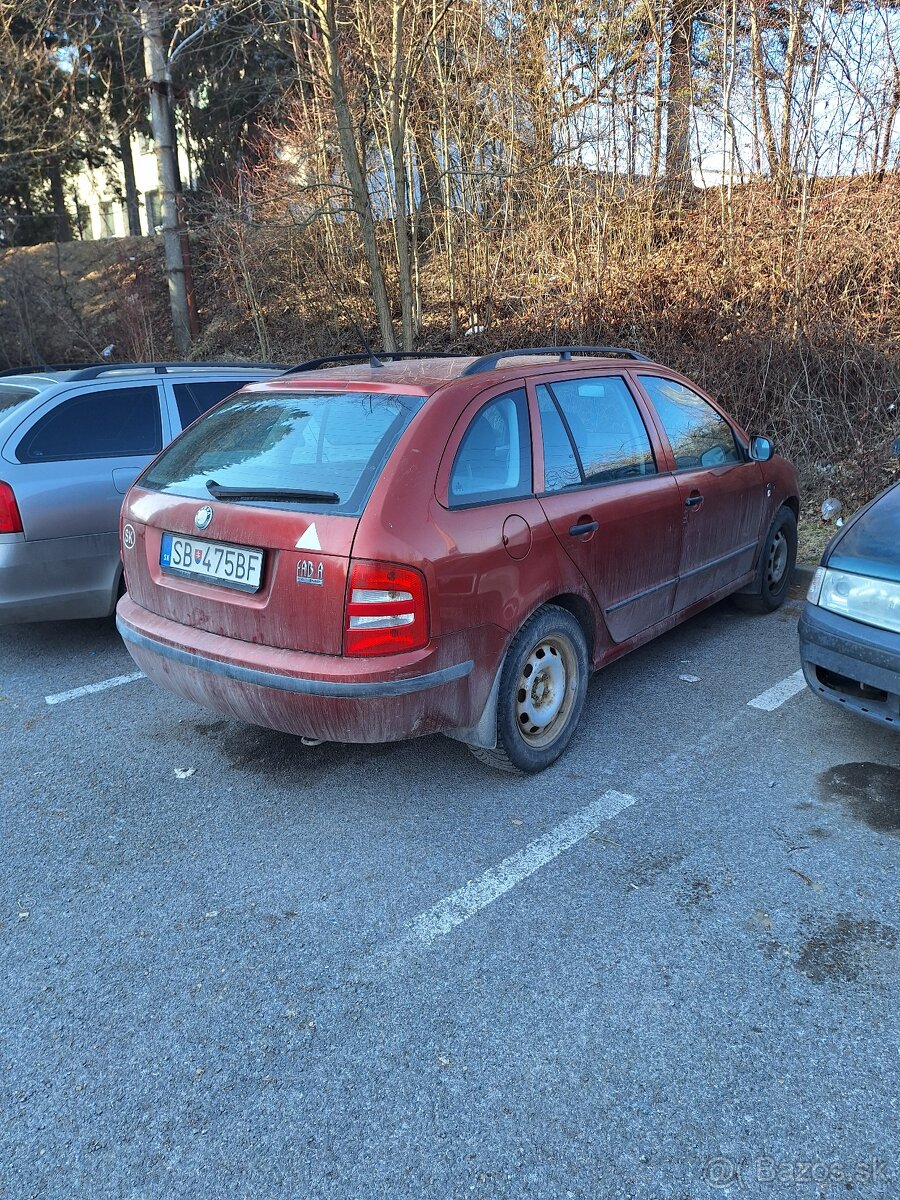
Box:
[733,506,797,614]
[469,604,588,774]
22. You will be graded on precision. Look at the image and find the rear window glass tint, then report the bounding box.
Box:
[449,389,532,507]
[0,385,38,414]
[17,386,162,462]
[141,390,425,515]
[173,380,243,428]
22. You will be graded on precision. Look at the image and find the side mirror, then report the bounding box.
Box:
[749,435,774,463]
[891,436,900,458]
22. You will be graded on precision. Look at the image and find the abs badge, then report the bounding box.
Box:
[195,505,213,530]
[297,559,324,586]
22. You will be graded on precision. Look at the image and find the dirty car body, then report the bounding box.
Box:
[801,479,900,729]
[117,349,800,771]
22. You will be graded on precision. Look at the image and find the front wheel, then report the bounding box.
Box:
[470,604,589,774]
[733,506,798,614]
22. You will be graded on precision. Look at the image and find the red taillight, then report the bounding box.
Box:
[344,560,429,657]
[0,482,22,534]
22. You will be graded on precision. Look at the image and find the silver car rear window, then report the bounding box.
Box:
[0,385,39,413]
[140,390,425,515]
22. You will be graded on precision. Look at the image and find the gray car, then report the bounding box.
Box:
[0,362,282,623]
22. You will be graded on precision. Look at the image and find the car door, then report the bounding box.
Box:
[8,383,167,600]
[431,381,562,642]
[533,372,683,644]
[634,373,766,612]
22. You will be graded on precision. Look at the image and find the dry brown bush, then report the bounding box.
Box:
[2,177,897,517]
[192,173,900,509]
[0,237,176,366]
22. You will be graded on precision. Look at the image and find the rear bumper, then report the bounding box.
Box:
[116,594,496,743]
[0,532,118,624]
[799,601,900,729]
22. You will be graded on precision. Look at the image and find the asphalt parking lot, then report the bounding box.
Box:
[2,580,898,1199]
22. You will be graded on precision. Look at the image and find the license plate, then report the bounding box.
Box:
[160,532,264,592]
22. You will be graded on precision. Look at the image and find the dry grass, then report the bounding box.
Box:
[0,236,178,366]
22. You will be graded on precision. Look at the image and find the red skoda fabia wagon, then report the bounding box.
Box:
[117,348,800,772]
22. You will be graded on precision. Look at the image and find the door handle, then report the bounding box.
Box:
[684,494,704,509]
[569,520,599,537]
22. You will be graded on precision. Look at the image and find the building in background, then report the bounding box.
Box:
[70,132,193,240]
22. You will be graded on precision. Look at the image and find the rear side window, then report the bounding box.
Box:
[17,386,162,463]
[638,375,741,469]
[172,380,243,428]
[141,390,425,515]
[0,385,38,415]
[449,389,531,507]
[538,376,656,490]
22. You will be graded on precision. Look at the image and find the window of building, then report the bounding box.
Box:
[144,191,162,233]
[75,204,93,240]
[99,200,118,238]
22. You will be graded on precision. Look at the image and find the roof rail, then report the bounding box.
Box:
[0,362,98,377]
[461,346,651,375]
[283,351,468,374]
[66,361,285,381]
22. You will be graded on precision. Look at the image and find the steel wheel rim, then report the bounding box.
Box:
[514,634,579,749]
[767,530,789,589]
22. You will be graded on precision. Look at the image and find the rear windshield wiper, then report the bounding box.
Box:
[206,479,340,504]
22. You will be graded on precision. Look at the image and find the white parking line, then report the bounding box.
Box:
[747,669,807,712]
[45,671,144,706]
[407,790,636,944]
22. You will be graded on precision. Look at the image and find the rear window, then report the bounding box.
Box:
[0,384,39,414]
[140,390,425,515]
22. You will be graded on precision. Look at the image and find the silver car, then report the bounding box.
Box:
[0,362,282,623]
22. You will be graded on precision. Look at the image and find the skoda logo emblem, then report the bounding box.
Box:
[195,505,213,530]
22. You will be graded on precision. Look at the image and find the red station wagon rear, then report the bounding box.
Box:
[117,348,800,772]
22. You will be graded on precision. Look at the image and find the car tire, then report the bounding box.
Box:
[469,604,589,774]
[733,506,798,614]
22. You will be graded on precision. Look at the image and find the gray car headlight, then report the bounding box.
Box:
[811,567,900,635]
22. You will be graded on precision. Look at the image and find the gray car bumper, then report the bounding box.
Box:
[799,601,900,729]
[0,532,119,623]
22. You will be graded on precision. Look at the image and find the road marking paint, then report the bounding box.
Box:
[747,669,807,711]
[45,671,144,706]
[407,790,636,944]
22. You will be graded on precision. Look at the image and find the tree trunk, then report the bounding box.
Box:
[778,0,803,190]
[47,162,72,242]
[876,74,900,180]
[119,128,142,236]
[665,0,696,191]
[389,0,414,351]
[649,13,664,183]
[140,0,193,355]
[749,2,778,178]
[317,0,397,352]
